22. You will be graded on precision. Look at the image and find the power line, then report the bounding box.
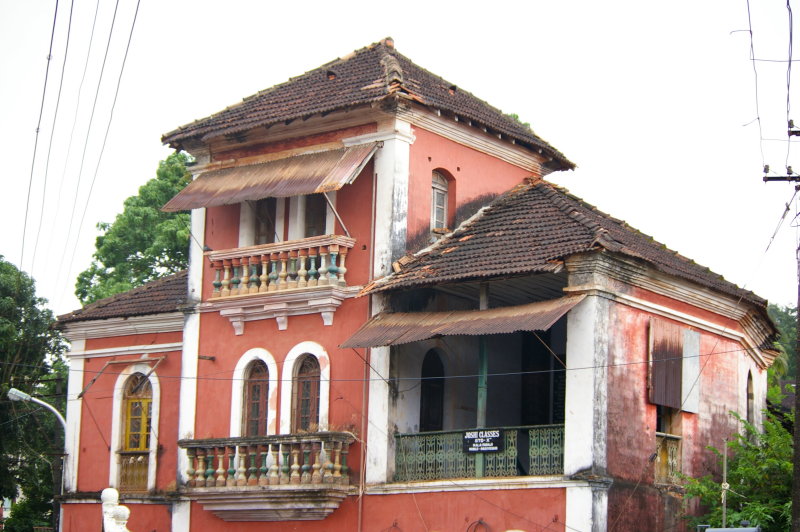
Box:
[745,0,766,167]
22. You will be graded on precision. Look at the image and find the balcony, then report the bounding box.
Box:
[178,432,356,521]
[394,425,564,482]
[118,451,149,492]
[203,235,357,334]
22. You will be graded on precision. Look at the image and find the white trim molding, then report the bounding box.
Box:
[230,348,279,437]
[63,344,85,492]
[109,363,161,492]
[62,313,184,341]
[66,342,183,360]
[279,341,331,434]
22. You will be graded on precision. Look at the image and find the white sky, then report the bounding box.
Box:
[1,0,798,316]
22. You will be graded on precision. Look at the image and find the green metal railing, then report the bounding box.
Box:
[394,424,564,482]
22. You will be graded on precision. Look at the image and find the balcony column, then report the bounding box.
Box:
[475,283,489,478]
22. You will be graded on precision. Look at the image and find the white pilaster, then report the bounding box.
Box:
[171,500,191,532]
[63,344,85,492]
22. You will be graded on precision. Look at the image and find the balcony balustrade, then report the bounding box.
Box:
[394,424,564,482]
[654,432,681,484]
[118,451,149,492]
[177,432,355,521]
[203,235,357,333]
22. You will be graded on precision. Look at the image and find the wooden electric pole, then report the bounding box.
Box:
[763,167,800,531]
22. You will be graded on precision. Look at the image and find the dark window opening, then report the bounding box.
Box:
[255,198,277,245]
[419,350,445,432]
[292,355,320,432]
[305,194,327,237]
[244,361,269,436]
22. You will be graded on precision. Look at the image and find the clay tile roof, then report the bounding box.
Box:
[161,38,573,171]
[57,270,188,325]
[366,182,765,306]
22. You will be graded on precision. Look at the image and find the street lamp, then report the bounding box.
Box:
[7,387,66,433]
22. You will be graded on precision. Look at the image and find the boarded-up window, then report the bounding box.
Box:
[649,319,684,409]
[649,319,700,412]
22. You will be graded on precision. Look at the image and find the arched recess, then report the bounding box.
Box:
[109,363,161,492]
[280,341,330,433]
[230,348,279,437]
[746,370,755,426]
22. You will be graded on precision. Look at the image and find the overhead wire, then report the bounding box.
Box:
[786,0,794,169]
[19,0,61,274]
[745,0,767,167]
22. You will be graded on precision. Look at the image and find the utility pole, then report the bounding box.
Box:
[762,158,800,531]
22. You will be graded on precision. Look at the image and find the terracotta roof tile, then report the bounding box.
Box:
[57,271,188,325]
[368,182,765,306]
[162,38,573,170]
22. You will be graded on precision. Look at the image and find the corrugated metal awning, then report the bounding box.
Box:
[162,143,379,212]
[340,294,585,348]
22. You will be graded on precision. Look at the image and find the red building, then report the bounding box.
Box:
[57,38,778,531]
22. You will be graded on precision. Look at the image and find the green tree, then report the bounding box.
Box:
[768,303,797,379]
[684,411,792,531]
[75,152,192,304]
[0,257,65,530]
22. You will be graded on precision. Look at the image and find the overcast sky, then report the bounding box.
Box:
[1,0,798,315]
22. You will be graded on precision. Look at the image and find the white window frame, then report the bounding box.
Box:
[239,199,285,247]
[279,341,330,434]
[109,363,160,492]
[230,348,279,437]
[431,171,448,230]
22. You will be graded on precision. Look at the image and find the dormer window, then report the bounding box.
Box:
[431,171,448,231]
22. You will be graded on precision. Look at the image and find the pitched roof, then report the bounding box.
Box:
[366,181,766,306]
[161,38,573,170]
[57,271,188,325]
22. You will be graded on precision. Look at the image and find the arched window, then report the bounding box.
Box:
[431,171,448,231]
[292,355,321,432]
[420,350,445,432]
[120,373,152,492]
[746,371,755,426]
[243,361,269,436]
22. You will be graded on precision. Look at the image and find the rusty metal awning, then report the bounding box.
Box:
[162,143,379,212]
[341,294,585,348]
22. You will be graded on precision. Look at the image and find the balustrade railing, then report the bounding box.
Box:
[118,451,149,492]
[206,235,356,299]
[394,425,564,482]
[655,432,681,484]
[178,432,355,489]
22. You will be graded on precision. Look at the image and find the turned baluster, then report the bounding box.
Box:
[231,258,242,295]
[318,247,329,286]
[247,445,259,486]
[337,247,348,287]
[211,261,222,298]
[297,248,308,288]
[215,447,226,487]
[268,443,280,485]
[290,444,301,484]
[248,255,259,293]
[205,450,216,487]
[185,448,196,487]
[340,444,349,484]
[322,442,334,483]
[280,445,291,484]
[256,445,268,486]
[332,441,342,482]
[328,244,340,284]
[311,443,322,484]
[226,445,237,487]
[301,443,312,484]
[307,248,319,286]
[221,260,232,297]
[236,445,248,486]
[278,252,288,290]
[268,253,279,291]
[288,250,299,289]
[240,256,250,293]
[259,254,270,292]
[194,449,206,486]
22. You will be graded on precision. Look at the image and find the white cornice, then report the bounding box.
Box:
[394,105,546,174]
[67,342,183,360]
[62,312,185,341]
[366,476,592,495]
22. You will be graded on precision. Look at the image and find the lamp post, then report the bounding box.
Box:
[7,387,67,531]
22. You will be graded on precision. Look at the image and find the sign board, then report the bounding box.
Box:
[463,429,504,453]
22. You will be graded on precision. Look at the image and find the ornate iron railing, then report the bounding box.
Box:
[118,451,149,492]
[394,425,564,482]
[178,432,355,488]
[206,235,356,300]
[655,432,681,484]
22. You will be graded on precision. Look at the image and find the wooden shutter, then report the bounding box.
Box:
[649,319,683,409]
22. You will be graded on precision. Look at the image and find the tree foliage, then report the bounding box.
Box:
[0,257,65,530]
[75,152,192,304]
[768,303,797,380]
[683,411,792,531]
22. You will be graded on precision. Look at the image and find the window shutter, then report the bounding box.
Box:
[681,329,700,413]
[649,318,683,409]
